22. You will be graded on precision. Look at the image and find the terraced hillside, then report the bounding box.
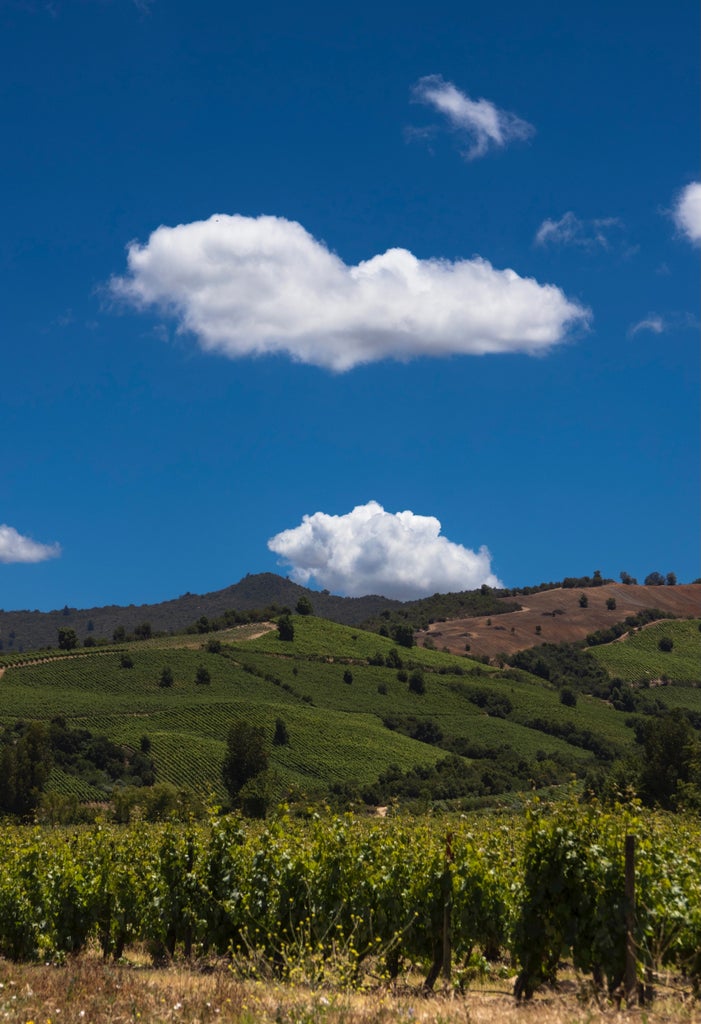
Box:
[0,616,644,806]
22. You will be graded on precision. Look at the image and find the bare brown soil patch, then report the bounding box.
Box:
[418,584,701,660]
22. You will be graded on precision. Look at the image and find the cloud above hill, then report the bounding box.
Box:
[673,182,701,244]
[111,214,588,372]
[0,524,61,564]
[267,501,502,600]
[411,75,534,160]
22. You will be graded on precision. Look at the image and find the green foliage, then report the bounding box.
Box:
[578,593,588,608]
[559,686,577,707]
[295,595,314,616]
[408,669,426,695]
[606,597,616,610]
[635,713,701,809]
[509,642,610,696]
[658,636,673,652]
[343,669,353,685]
[221,721,268,802]
[273,717,290,746]
[277,614,295,642]
[392,624,415,649]
[159,665,174,688]
[585,607,672,647]
[58,627,78,651]
[0,722,52,815]
[195,664,211,685]
[590,619,701,683]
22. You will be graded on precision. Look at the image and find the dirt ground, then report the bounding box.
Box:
[1,958,700,1024]
[417,584,701,660]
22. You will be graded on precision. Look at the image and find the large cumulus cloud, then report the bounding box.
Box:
[0,524,61,564]
[110,214,589,372]
[267,501,502,600]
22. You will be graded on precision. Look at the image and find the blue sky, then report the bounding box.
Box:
[1,0,699,610]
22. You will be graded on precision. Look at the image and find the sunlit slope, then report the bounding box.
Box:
[0,615,646,798]
[589,619,701,684]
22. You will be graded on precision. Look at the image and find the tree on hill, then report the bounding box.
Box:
[644,572,665,586]
[620,571,637,585]
[273,717,290,746]
[393,624,415,649]
[277,615,295,642]
[159,666,174,688]
[195,664,211,685]
[408,670,426,695]
[222,722,268,803]
[0,722,53,816]
[295,596,314,616]
[58,627,78,651]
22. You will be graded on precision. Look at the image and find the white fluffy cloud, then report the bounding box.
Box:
[267,501,502,600]
[535,212,622,249]
[412,75,534,160]
[111,214,588,372]
[0,524,61,564]
[673,182,701,244]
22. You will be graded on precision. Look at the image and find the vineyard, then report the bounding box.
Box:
[0,617,637,803]
[0,801,699,1004]
[590,619,701,684]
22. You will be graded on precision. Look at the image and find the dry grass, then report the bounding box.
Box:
[1,957,700,1024]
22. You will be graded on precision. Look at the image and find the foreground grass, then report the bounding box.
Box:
[1,958,700,1024]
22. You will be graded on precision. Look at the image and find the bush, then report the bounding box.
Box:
[343,669,353,685]
[408,670,426,695]
[273,717,290,746]
[277,615,295,642]
[195,664,211,685]
[295,596,314,615]
[658,636,674,652]
[120,654,134,669]
[158,666,174,688]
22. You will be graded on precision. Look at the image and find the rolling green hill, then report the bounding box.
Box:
[0,614,653,810]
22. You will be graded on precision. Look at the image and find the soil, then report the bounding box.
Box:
[417,584,701,660]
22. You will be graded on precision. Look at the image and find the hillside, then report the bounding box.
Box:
[418,583,701,659]
[0,574,404,652]
[0,614,643,809]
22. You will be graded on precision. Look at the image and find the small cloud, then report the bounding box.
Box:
[672,181,701,245]
[268,500,502,600]
[628,315,666,337]
[0,525,61,564]
[535,212,623,250]
[628,311,698,337]
[411,74,534,161]
[110,213,589,372]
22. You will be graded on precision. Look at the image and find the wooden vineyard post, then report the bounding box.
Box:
[624,834,637,1007]
[442,832,453,983]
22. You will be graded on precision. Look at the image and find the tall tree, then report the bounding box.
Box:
[222,721,268,801]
